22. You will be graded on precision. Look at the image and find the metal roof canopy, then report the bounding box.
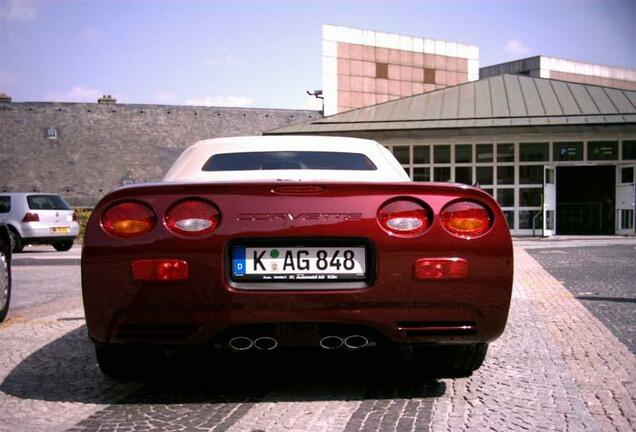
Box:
[267,74,636,135]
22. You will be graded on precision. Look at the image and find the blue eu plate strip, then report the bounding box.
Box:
[232,246,246,276]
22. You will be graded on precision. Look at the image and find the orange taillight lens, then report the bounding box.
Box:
[378,199,430,237]
[101,202,156,237]
[165,199,220,236]
[440,201,491,238]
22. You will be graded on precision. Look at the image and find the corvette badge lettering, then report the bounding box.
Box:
[236,213,362,221]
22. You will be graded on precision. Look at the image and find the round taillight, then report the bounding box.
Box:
[378,199,430,237]
[102,202,156,237]
[165,199,220,236]
[440,201,491,238]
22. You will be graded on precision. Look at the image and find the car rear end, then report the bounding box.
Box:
[17,194,79,248]
[82,181,513,376]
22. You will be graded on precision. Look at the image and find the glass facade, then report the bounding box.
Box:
[386,138,636,235]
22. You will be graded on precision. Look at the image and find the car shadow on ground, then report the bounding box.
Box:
[2,325,447,405]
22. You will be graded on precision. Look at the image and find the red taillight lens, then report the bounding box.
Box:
[378,199,430,236]
[414,258,469,280]
[101,202,156,237]
[440,201,491,238]
[22,212,40,222]
[72,210,79,222]
[131,259,189,281]
[165,199,220,236]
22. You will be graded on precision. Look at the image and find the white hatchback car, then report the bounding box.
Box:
[0,193,80,252]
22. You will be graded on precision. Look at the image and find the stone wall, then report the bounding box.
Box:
[0,102,320,206]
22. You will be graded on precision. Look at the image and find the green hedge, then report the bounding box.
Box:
[75,207,93,244]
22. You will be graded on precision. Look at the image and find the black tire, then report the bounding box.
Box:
[8,228,23,253]
[0,250,10,322]
[53,240,74,251]
[95,345,156,379]
[413,343,489,378]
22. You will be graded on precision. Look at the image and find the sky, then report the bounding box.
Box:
[1,0,635,110]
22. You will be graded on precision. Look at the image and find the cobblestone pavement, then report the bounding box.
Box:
[0,247,634,431]
[528,244,636,352]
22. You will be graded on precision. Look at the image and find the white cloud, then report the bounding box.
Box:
[45,86,115,103]
[503,39,533,58]
[154,91,176,103]
[184,96,255,107]
[0,0,36,22]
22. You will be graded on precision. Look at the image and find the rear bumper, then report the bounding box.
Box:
[20,222,80,239]
[82,252,513,348]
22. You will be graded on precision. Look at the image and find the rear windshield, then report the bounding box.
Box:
[202,151,377,171]
[27,195,71,210]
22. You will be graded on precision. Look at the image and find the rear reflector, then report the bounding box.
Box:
[165,199,220,236]
[440,201,491,238]
[131,259,189,281]
[102,202,156,237]
[378,199,430,237]
[22,212,40,222]
[414,258,469,280]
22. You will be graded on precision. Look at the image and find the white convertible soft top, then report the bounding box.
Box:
[163,136,410,182]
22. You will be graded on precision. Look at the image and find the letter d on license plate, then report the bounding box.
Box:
[231,245,366,282]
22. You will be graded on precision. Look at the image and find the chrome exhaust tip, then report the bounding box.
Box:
[228,336,253,351]
[319,335,344,350]
[344,335,369,349]
[254,336,278,351]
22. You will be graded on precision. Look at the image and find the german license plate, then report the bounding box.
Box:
[51,226,70,234]
[231,246,366,282]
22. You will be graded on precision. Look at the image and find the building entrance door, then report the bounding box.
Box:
[616,165,635,235]
[556,165,615,234]
[543,166,556,236]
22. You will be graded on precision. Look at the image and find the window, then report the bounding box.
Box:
[619,209,634,230]
[413,167,430,182]
[519,165,543,184]
[47,127,58,140]
[455,166,472,184]
[497,143,514,162]
[476,144,493,162]
[497,189,514,207]
[376,63,388,79]
[455,144,472,163]
[424,68,436,84]
[0,196,10,213]
[27,195,71,210]
[476,166,493,185]
[497,166,515,185]
[413,145,430,164]
[554,142,583,161]
[519,210,542,229]
[433,145,450,163]
[588,141,618,161]
[434,167,451,182]
[622,140,636,160]
[202,151,377,171]
[519,143,549,162]
[621,167,634,184]
[519,188,542,207]
[503,210,515,229]
[392,146,410,164]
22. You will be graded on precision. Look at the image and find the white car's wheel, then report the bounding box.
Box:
[0,251,10,322]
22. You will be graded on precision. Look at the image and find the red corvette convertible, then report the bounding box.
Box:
[82,136,513,378]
